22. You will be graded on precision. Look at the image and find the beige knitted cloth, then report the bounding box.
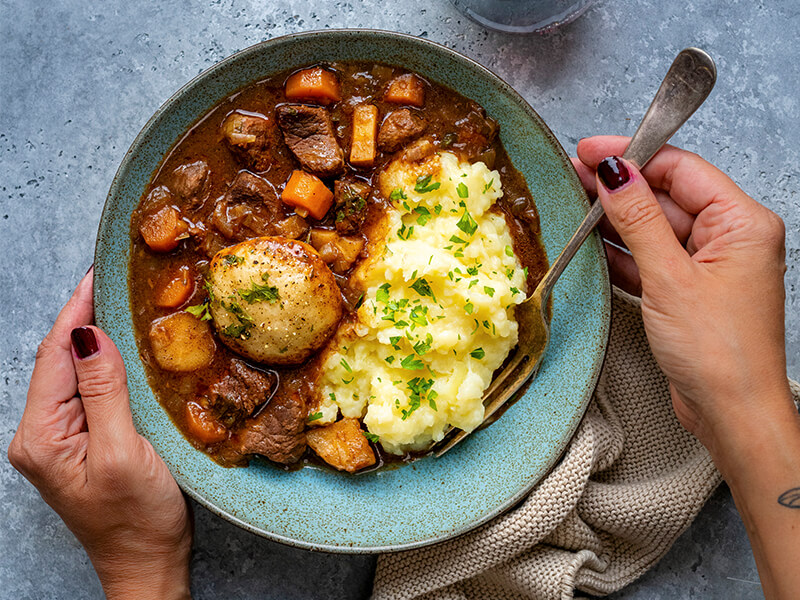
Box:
[373,288,800,600]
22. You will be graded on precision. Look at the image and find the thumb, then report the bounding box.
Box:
[596,156,689,286]
[70,326,137,445]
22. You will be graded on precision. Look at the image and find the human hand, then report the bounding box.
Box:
[8,270,192,600]
[571,136,793,453]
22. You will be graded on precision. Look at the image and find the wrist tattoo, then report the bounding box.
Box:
[777,488,800,508]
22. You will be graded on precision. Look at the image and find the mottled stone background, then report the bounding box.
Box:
[1,0,797,598]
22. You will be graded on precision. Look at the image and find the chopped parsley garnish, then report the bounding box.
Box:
[449,235,467,244]
[466,265,480,277]
[308,412,323,422]
[376,283,391,303]
[221,323,251,339]
[329,392,337,402]
[185,301,212,321]
[385,355,396,364]
[414,174,441,194]
[400,354,425,370]
[340,358,352,373]
[483,179,494,193]
[505,245,514,257]
[390,188,407,200]
[456,209,478,236]
[389,335,402,350]
[237,273,280,304]
[410,277,435,301]
[464,301,474,315]
[414,206,431,225]
[342,376,354,384]
[456,182,469,198]
[409,305,428,326]
[484,286,495,297]
[470,348,486,359]
[223,254,245,267]
[413,333,433,355]
[363,431,380,443]
[402,377,436,420]
[397,223,414,240]
[223,300,253,324]
[510,287,521,295]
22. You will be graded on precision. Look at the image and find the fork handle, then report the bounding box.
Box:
[536,47,717,303]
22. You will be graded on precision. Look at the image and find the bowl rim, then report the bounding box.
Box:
[95,28,611,553]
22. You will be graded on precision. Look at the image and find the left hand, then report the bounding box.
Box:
[8,270,193,600]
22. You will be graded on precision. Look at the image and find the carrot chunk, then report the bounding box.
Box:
[185,401,228,444]
[384,74,425,107]
[285,67,341,105]
[349,104,379,167]
[139,206,189,252]
[155,265,195,308]
[281,170,334,220]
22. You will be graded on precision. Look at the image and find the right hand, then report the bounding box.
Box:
[572,136,793,453]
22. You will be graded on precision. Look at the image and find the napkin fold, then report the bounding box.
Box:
[373,288,800,600]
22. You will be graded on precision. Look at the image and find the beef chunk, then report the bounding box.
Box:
[222,112,273,171]
[276,104,344,177]
[212,171,277,240]
[451,103,499,161]
[225,171,281,217]
[377,109,426,153]
[333,179,370,235]
[234,390,307,464]
[171,160,209,208]
[401,138,435,163]
[211,200,274,240]
[207,360,276,425]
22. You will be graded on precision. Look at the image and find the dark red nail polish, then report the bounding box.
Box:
[597,156,631,190]
[71,327,99,359]
[85,263,94,276]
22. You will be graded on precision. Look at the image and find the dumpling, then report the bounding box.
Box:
[207,236,343,365]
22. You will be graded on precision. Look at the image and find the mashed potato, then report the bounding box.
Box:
[316,152,527,454]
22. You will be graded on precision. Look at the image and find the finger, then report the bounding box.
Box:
[27,269,94,412]
[599,218,624,248]
[571,157,599,198]
[600,190,693,248]
[578,136,753,216]
[574,152,695,246]
[605,242,642,296]
[70,326,136,446]
[595,156,690,289]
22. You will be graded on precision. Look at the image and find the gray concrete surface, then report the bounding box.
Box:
[1,0,797,598]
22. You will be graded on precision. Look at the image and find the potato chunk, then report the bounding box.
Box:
[149,312,216,372]
[306,418,376,473]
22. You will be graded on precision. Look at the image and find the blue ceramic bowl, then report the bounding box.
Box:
[94,30,610,552]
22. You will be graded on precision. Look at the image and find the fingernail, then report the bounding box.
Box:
[86,263,94,276]
[71,327,99,359]
[597,156,631,191]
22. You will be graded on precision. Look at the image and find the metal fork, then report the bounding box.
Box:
[436,47,717,457]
